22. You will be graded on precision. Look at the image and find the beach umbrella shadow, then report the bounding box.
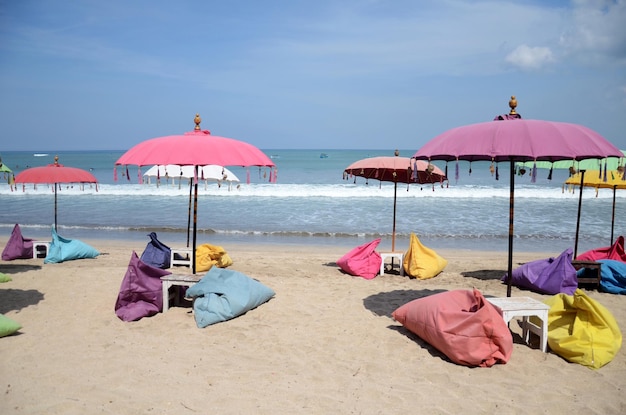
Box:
[0,288,44,314]
[362,288,447,318]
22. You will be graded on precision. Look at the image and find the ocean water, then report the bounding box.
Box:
[0,149,624,255]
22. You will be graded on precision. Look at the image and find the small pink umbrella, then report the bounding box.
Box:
[115,114,276,274]
[413,96,623,296]
[15,155,98,231]
[344,152,447,252]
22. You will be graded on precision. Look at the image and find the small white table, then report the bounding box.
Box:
[160,274,201,312]
[32,241,50,259]
[379,252,404,276]
[170,247,194,269]
[487,296,550,353]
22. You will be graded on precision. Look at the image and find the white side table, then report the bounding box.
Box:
[379,252,404,276]
[32,241,50,259]
[487,296,550,353]
[160,274,202,312]
[170,247,193,269]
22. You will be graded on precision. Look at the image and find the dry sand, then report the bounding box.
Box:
[1,238,625,414]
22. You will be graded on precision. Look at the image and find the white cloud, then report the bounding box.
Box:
[505,45,556,71]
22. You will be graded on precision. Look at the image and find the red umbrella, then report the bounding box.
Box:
[115,114,276,274]
[14,155,98,231]
[344,152,447,252]
[413,96,623,296]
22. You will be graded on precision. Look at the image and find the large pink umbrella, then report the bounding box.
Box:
[115,114,276,273]
[413,97,623,296]
[344,152,447,252]
[15,155,98,231]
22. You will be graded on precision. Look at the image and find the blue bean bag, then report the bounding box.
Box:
[44,227,100,263]
[596,259,626,294]
[186,267,275,328]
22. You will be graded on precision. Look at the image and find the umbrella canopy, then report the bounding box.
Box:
[344,153,447,252]
[413,96,623,296]
[115,114,276,274]
[565,168,626,253]
[14,155,98,230]
[517,150,626,174]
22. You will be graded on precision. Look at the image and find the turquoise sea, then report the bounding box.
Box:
[0,149,624,255]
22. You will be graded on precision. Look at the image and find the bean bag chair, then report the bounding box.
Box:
[186,267,275,328]
[576,236,626,263]
[337,239,382,280]
[44,227,100,264]
[596,259,626,294]
[2,224,33,260]
[0,314,21,338]
[403,233,447,280]
[140,232,171,269]
[115,251,172,322]
[195,243,233,273]
[502,248,578,295]
[392,289,513,367]
[544,289,622,369]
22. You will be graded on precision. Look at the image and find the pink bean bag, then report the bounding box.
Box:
[392,289,513,367]
[337,239,382,280]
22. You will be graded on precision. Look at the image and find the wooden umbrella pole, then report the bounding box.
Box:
[611,185,617,245]
[392,181,397,252]
[54,183,58,231]
[192,166,199,274]
[506,159,515,298]
[574,170,586,259]
[187,179,192,247]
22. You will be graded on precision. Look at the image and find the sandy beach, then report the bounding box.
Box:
[1,237,625,415]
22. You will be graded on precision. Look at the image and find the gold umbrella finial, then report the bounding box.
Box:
[394,149,399,157]
[509,95,517,115]
[54,155,59,165]
[194,113,202,130]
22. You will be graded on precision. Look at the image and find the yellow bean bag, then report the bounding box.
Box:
[545,289,622,369]
[403,233,447,280]
[195,243,233,273]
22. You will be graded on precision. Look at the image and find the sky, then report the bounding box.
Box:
[0,0,625,152]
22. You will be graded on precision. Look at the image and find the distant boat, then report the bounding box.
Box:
[270,155,281,159]
[320,153,328,159]
[33,153,49,157]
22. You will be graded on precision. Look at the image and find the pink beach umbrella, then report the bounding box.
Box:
[115,114,276,274]
[344,152,447,252]
[14,155,98,231]
[413,96,623,296]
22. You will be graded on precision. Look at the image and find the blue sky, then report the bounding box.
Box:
[1,0,625,151]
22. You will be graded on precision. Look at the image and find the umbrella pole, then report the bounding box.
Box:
[574,170,586,259]
[611,185,616,245]
[392,182,397,252]
[187,180,192,247]
[54,183,58,231]
[506,159,515,298]
[192,167,198,274]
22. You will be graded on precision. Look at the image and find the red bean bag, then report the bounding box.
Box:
[576,236,626,263]
[337,239,382,280]
[392,289,513,367]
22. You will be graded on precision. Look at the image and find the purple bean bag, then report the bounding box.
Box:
[115,251,172,322]
[502,248,578,295]
[2,224,33,260]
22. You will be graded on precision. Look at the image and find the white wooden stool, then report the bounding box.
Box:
[487,296,550,353]
[32,241,50,259]
[170,247,193,269]
[379,252,404,276]
[160,274,202,312]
